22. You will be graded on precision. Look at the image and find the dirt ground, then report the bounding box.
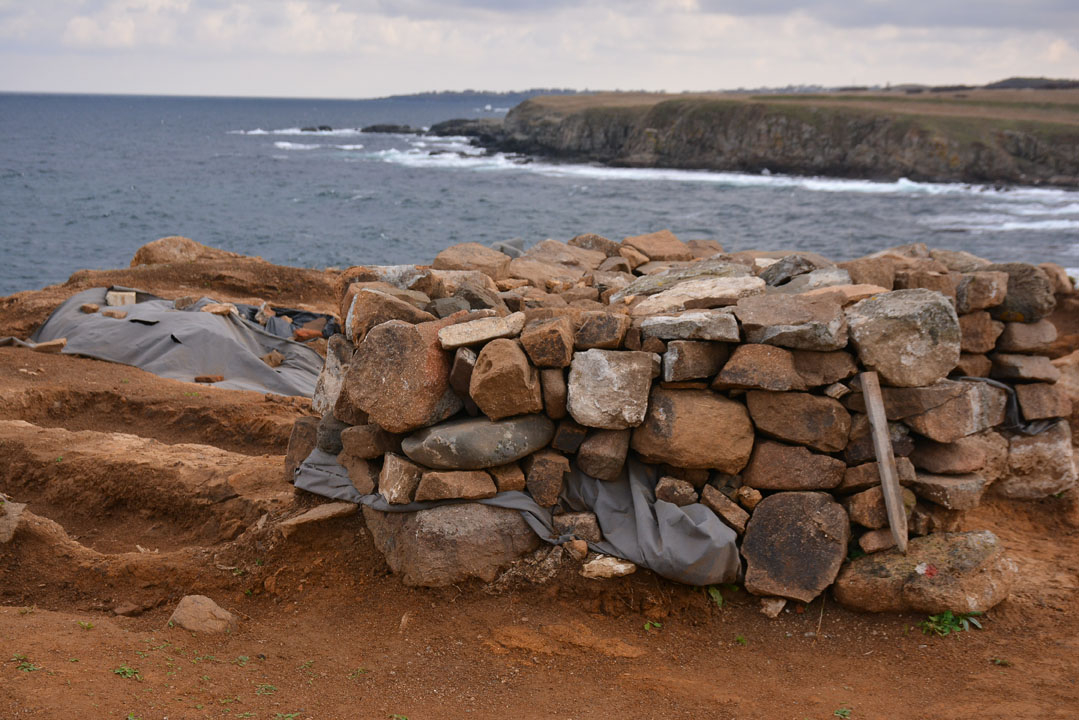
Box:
[2,263,1079,719]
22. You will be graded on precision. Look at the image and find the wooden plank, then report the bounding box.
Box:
[858,371,908,553]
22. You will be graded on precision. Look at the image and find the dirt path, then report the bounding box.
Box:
[2,268,1078,719]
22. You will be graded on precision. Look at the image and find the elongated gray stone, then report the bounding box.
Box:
[401,414,555,470]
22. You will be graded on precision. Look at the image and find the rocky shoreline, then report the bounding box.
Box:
[431,95,1079,188]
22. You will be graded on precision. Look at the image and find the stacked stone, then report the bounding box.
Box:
[287,232,1078,604]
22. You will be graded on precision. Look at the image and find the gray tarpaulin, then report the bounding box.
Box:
[24,287,324,396]
[294,449,741,586]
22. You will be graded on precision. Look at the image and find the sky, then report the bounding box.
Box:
[1,1,1078,98]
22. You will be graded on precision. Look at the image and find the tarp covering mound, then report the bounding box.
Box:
[294,450,742,586]
[26,287,326,396]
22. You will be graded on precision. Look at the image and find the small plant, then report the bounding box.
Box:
[77,621,94,630]
[255,683,277,695]
[275,714,301,719]
[12,653,41,672]
[54,456,63,463]
[348,667,369,679]
[991,657,1011,667]
[19,605,36,615]
[390,715,409,720]
[735,635,747,646]
[113,664,141,680]
[834,709,852,719]
[918,610,983,637]
[232,655,250,667]
[643,620,663,632]
[706,585,724,609]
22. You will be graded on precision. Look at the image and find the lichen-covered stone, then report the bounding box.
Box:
[567,349,657,429]
[846,289,961,387]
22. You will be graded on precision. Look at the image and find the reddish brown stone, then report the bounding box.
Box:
[415,470,497,501]
[379,453,424,505]
[955,271,1009,313]
[552,419,589,453]
[337,454,378,494]
[574,311,631,350]
[664,340,728,382]
[346,288,436,343]
[835,457,917,493]
[285,417,319,483]
[432,242,511,279]
[1016,382,1073,420]
[622,229,693,261]
[569,232,621,257]
[741,440,846,490]
[838,257,896,289]
[909,435,989,475]
[858,529,897,554]
[903,381,1008,443]
[524,449,570,506]
[577,429,631,481]
[641,337,666,354]
[990,353,1062,383]
[791,350,858,387]
[746,391,851,453]
[734,486,763,510]
[996,319,1058,353]
[844,414,914,465]
[469,339,544,420]
[893,269,957,299]
[631,388,755,472]
[911,472,987,510]
[540,368,567,420]
[553,512,602,543]
[712,344,807,391]
[959,312,1004,354]
[843,379,968,420]
[346,318,462,433]
[519,316,575,368]
[655,476,698,506]
[843,486,916,529]
[489,462,526,492]
[908,501,964,536]
[955,353,992,377]
[340,424,402,460]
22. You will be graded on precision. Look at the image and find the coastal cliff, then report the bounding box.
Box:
[447,92,1079,187]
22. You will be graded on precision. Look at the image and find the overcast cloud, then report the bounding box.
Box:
[0,1,1076,97]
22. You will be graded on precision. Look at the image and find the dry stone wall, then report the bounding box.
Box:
[289,233,1078,610]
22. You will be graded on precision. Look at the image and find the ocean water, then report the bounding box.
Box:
[1,92,1078,298]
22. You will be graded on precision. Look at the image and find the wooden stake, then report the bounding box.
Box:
[858,371,908,553]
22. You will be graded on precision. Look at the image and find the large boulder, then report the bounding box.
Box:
[622,229,693,261]
[846,289,961,387]
[346,288,436,343]
[363,503,540,586]
[733,294,848,351]
[630,388,755,472]
[833,531,1017,614]
[401,415,555,470]
[985,262,1057,322]
[741,492,849,603]
[566,350,657,429]
[345,318,462,433]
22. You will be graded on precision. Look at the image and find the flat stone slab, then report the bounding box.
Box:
[278,502,357,538]
[741,492,849,603]
[401,414,555,470]
[833,531,1017,614]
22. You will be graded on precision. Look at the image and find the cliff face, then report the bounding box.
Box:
[493,97,1079,187]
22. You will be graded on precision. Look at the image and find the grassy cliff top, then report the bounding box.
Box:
[522,88,1079,128]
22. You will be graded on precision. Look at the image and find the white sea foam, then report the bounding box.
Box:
[334,144,365,150]
[273,141,321,150]
[232,127,363,136]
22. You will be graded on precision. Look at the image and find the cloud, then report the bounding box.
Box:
[0,0,1077,96]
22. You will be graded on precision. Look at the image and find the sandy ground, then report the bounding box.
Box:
[2,261,1078,719]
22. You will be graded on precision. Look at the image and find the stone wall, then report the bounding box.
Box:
[289,231,1078,612]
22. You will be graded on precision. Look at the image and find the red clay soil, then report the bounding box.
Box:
[2,266,1078,719]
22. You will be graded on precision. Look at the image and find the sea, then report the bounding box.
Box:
[2,91,1078,298]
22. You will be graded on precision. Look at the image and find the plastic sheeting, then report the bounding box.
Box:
[26,287,325,396]
[294,449,741,587]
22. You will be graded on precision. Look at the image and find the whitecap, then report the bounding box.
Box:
[229,128,269,135]
[334,144,365,150]
[271,127,363,136]
[274,141,321,150]
[995,219,1079,231]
